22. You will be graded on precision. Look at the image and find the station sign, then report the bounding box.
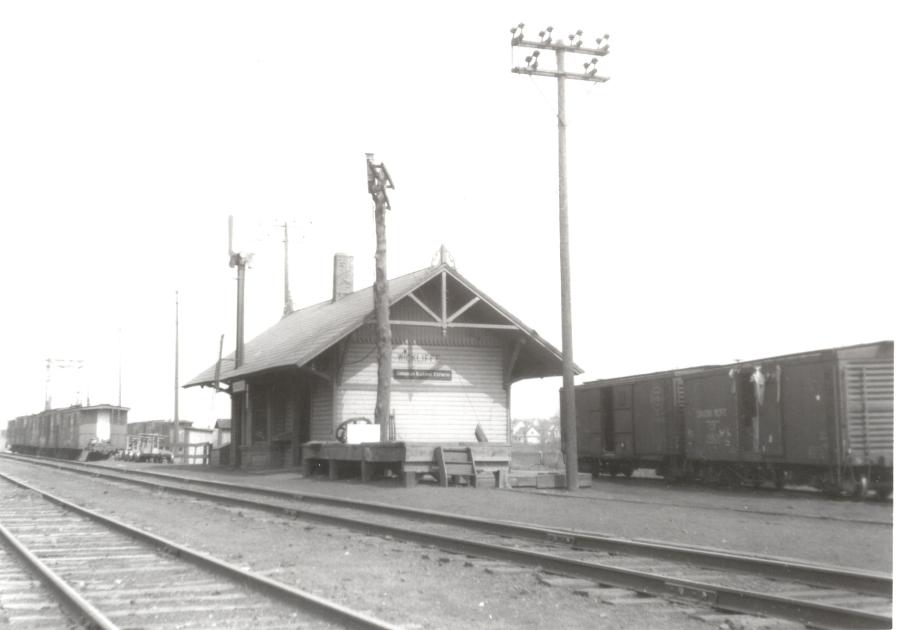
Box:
[393,369,452,381]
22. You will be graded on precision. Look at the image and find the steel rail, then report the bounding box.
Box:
[0,471,400,630]
[562,471,892,508]
[0,519,118,630]
[1,457,889,629]
[2,452,889,596]
[526,478,893,527]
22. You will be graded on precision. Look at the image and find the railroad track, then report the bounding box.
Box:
[528,479,893,528]
[0,537,76,628]
[0,469,399,629]
[2,453,892,629]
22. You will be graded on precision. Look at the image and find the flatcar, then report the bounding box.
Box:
[568,341,893,498]
[7,404,128,461]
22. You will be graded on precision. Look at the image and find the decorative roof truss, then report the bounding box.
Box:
[390,271,518,335]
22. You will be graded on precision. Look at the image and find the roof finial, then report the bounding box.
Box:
[432,244,455,268]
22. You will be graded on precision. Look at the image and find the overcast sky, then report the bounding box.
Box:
[2,1,894,429]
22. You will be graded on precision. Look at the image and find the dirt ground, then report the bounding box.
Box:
[112,460,891,572]
[1,457,891,629]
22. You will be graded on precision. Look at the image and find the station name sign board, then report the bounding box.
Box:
[393,369,452,381]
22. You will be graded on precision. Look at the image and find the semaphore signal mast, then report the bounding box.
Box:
[228,215,253,370]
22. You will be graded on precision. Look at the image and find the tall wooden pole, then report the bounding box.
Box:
[173,290,179,460]
[374,200,390,441]
[511,25,610,490]
[45,358,51,410]
[554,48,579,490]
[366,153,395,442]
[117,328,122,407]
[282,222,294,317]
[235,262,246,368]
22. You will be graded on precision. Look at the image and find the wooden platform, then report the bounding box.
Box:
[300,441,511,488]
[508,471,592,489]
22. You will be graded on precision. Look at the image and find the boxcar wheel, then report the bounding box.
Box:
[852,475,869,500]
[774,470,785,490]
[720,468,740,489]
[749,468,763,489]
[839,475,869,500]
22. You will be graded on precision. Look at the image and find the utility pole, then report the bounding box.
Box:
[366,153,395,442]
[281,221,294,318]
[117,328,122,407]
[44,358,85,410]
[510,24,610,490]
[173,290,180,462]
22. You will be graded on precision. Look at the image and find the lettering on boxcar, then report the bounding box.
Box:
[695,407,727,419]
[650,385,664,419]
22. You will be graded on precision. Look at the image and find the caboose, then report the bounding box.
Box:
[570,341,893,498]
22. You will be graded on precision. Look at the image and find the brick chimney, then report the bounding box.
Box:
[332,253,354,301]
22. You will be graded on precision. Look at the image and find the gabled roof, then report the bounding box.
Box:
[186,263,580,388]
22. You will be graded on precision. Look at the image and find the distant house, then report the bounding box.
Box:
[522,426,540,444]
[511,421,528,437]
[511,421,542,445]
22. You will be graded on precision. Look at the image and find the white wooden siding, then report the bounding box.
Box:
[339,340,509,442]
[310,382,334,441]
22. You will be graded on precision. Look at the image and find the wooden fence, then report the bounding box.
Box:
[173,442,212,465]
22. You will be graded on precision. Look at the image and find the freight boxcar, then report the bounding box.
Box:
[7,404,128,460]
[571,341,893,498]
[573,368,692,478]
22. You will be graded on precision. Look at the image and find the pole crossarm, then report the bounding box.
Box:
[511,68,609,83]
[512,39,609,57]
[46,359,84,368]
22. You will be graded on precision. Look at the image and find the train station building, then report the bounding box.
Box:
[186,252,577,479]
